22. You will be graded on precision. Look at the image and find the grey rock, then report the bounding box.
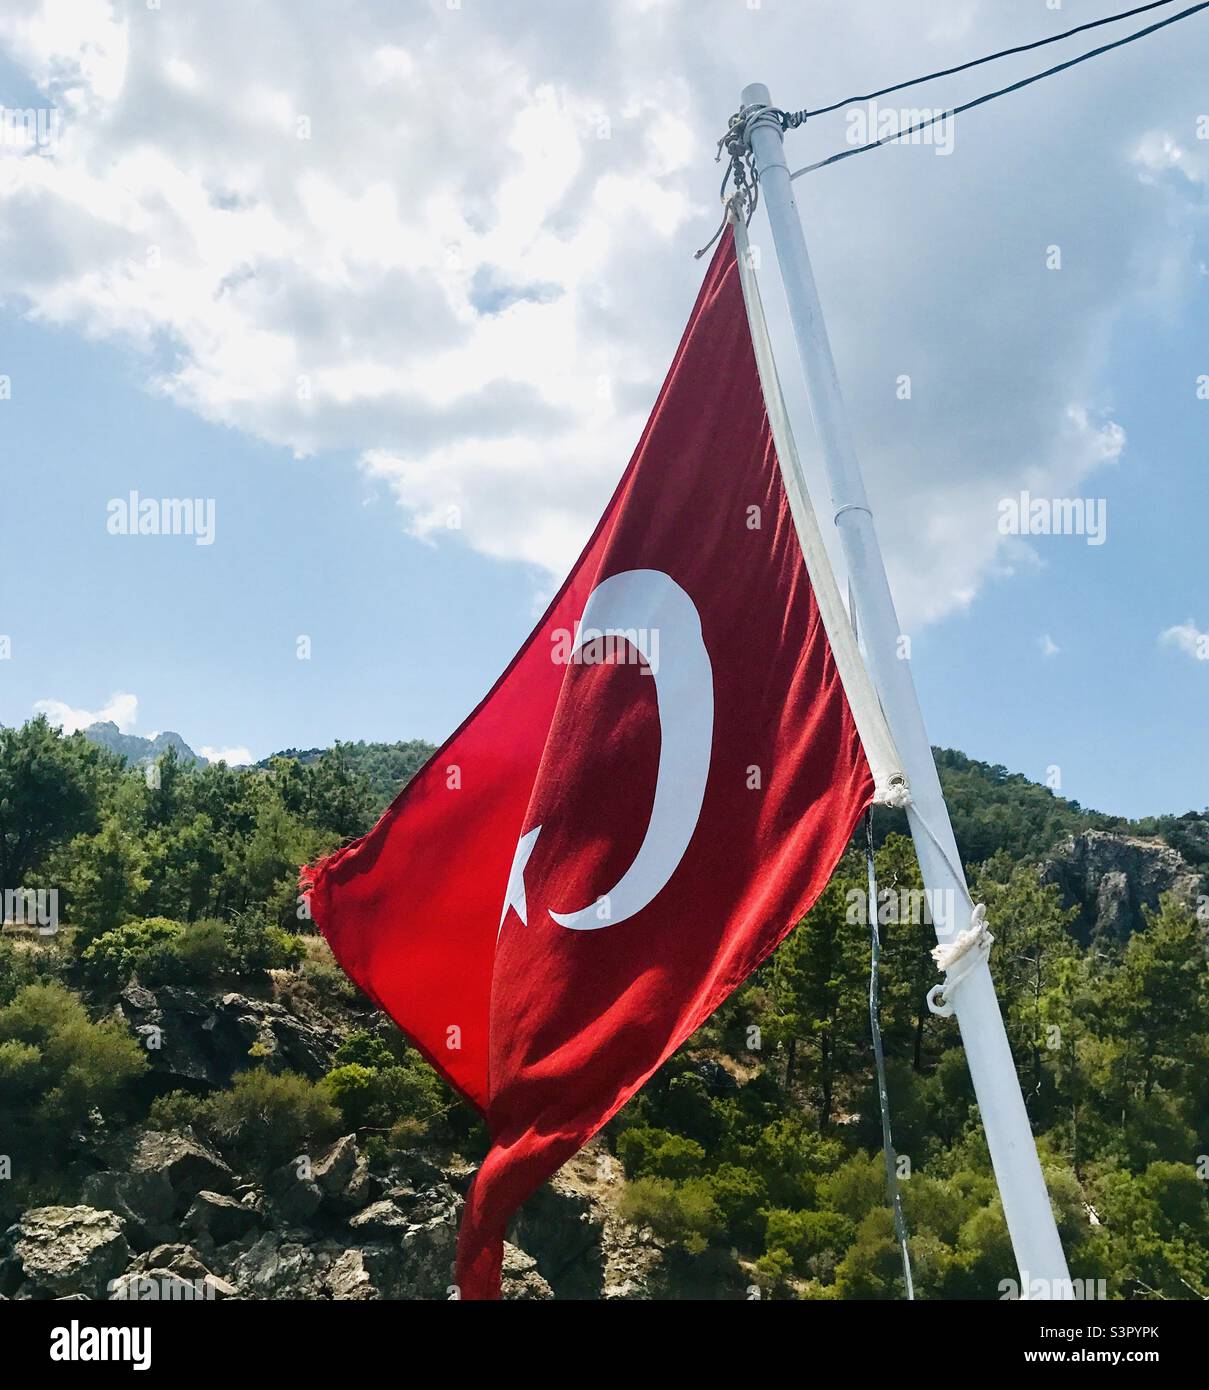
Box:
[347,1199,411,1236]
[510,1171,604,1299]
[88,1128,234,1249]
[116,987,340,1090]
[221,992,334,1077]
[389,1185,462,1298]
[109,1268,233,1301]
[183,1191,263,1246]
[312,1134,370,1212]
[80,1170,174,1251]
[266,1157,323,1224]
[501,1243,554,1300]
[1041,830,1203,945]
[386,1148,465,1193]
[4,1206,131,1300]
[325,1249,379,1301]
[129,1243,213,1282]
[223,1231,349,1299]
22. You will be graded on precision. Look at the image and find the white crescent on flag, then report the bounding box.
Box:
[498,568,714,932]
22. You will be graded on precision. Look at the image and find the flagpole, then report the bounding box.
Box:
[739,82,1071,1296]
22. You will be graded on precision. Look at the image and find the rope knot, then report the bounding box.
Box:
[874,777,911,810]
[927,903,993,1016]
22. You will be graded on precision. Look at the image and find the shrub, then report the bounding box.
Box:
[319,1063,377,1129]
[80,916,184,988]
[833,1208,907,1300]
[228,909,306,976]
[0,982,146,1144]
[205,1068,339,1171]
[753,1246,795,1296]
[320,1053,449,1133]
[0,937,38,1006]
[171,918,233,980]
[703,1164,769,1248]
[616,1126,706,1181]
[618,1176,722,1254]
[817,1153,886,1222]
[334,1029,398,1071]
[147,1089,211,1132]
[763,1208,855,1274]
[299,957,358,1007]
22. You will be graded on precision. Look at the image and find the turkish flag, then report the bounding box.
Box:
[305,229,874,1299]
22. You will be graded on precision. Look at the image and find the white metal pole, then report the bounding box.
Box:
[740,82,1071,1295]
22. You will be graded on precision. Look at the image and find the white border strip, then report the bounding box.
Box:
[732,212,907,800]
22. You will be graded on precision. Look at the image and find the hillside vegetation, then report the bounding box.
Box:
[1,716,1205,1299]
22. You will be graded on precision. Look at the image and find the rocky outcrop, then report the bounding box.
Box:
[82,720,205,769]
[1041,830,1203,945]
[1,1206,131,1300]
[501,1244,554,1299]
[217,1180,462,1300]
[116,985,342,1089]
[510,1143,669,1299]
[82,1128,234,1249]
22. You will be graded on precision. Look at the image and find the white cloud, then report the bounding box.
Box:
[34,690,138,733]
[1160,620,1209,662]
[199,745,254,766]
[1040,634,1060,658]
[1133,129,1209,187]
[0,0,1204,627]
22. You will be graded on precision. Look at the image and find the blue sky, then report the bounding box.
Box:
[1,0,1206,819]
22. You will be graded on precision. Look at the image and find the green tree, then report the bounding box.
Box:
[0,717,103,890]
[60,815,149,943]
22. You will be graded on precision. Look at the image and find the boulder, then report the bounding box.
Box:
[265,1157,323,1225]
[325,1249,380,1301]
[501,1243,554,1300]
[389,1184,462,1298]
[183,1191,263,1246]
[128,1243,213,1282]
[79,1170,174,1251]
[347,1199,412,1237]
[3,1206,131,1300]
[312,1134,370,1212]
[222,1232,352,1299]
[509,1170,604,1299]
[220,992,336,1077]
[108,1268,237,1301]
[105,1129,234,1209]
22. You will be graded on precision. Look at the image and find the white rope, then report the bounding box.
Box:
[927,903,994,1016]
[731,210,908,805]
[873,780,912,810]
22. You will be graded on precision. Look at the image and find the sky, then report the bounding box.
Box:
[0,0,1205,817]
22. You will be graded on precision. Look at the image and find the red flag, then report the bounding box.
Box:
[306,229,876,1298]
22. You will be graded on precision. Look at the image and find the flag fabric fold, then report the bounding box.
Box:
[306,228,886,1299]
